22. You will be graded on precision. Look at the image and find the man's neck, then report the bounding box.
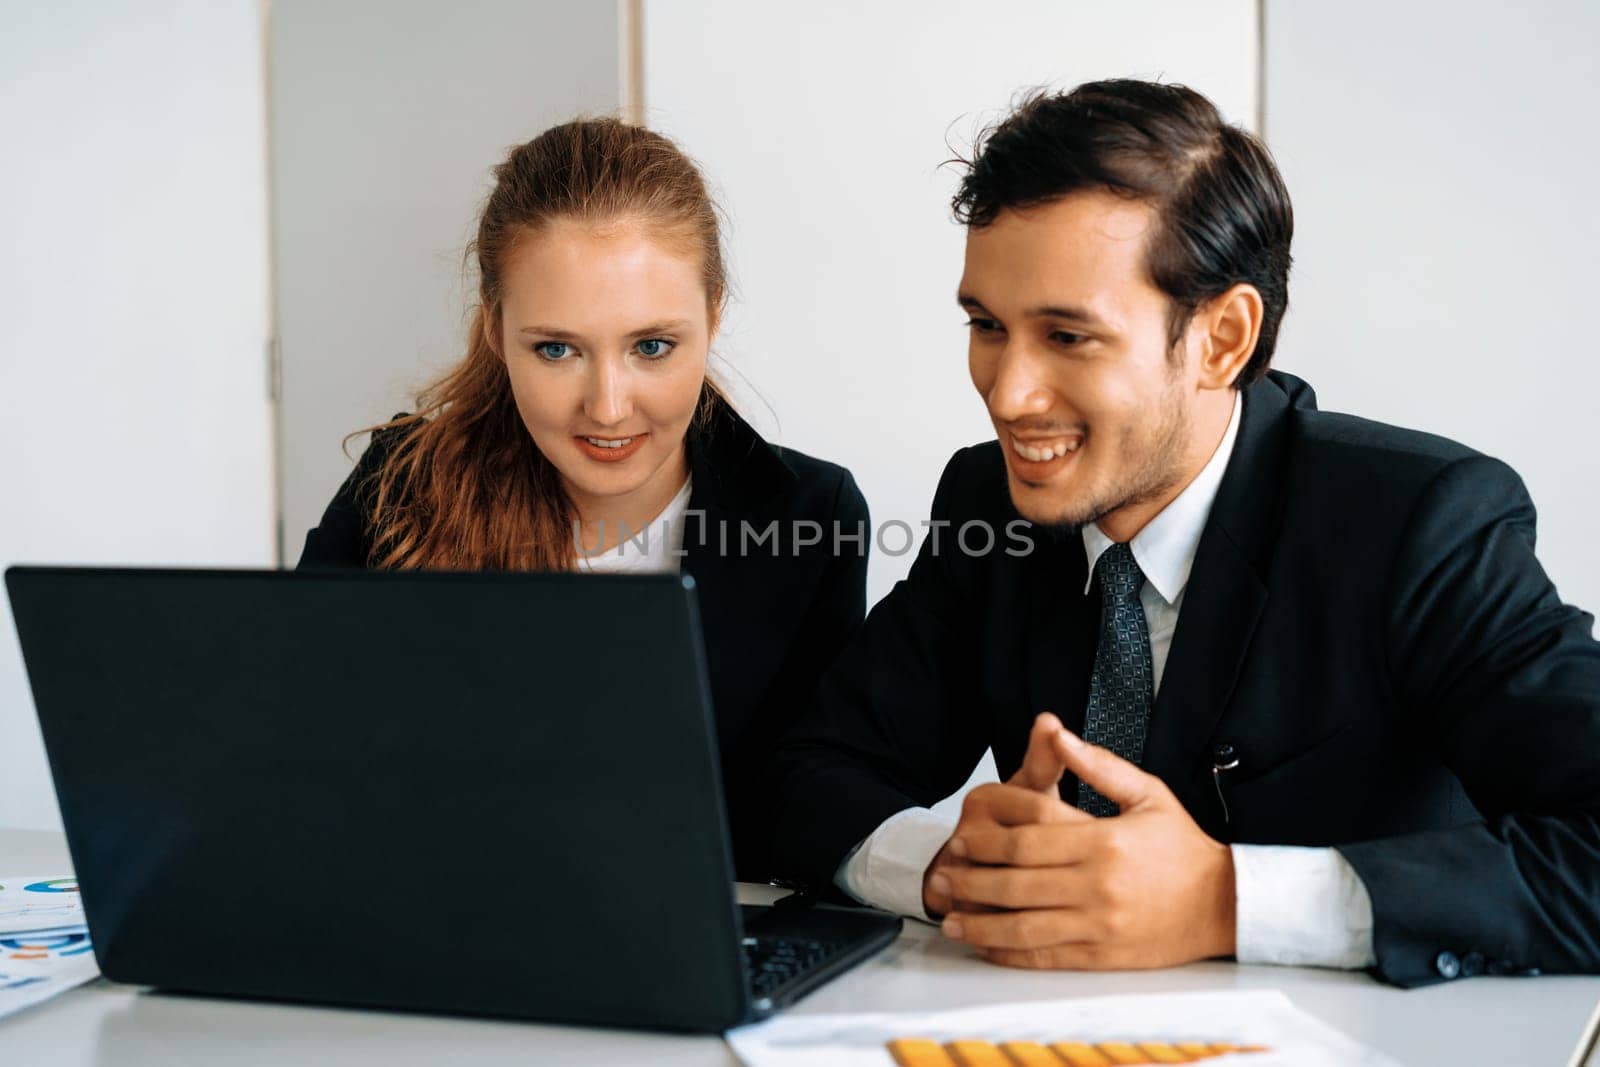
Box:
[1095,389,1237,544]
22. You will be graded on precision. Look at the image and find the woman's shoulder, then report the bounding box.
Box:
[338,413,425,507]
[766,443,866,517]
[297,413,423,568]
[691,400,862,519]
[354,412,423,469]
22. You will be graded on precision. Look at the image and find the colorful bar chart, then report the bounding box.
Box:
[724,990,1393,1066]
[887,1038,1270,1066]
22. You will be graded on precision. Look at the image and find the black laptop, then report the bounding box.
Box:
[5,566,901,1031]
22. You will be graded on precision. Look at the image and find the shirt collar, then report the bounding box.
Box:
[1081,390,1243,605]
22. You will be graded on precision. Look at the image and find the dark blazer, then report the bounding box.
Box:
[769,370,1600,988]
[298,402,870,881]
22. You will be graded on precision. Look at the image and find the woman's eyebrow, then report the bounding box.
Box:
[625,319,691,337]
[516,319,691,339]
[517,325,582,340]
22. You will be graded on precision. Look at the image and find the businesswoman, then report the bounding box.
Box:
[298,118,869,879]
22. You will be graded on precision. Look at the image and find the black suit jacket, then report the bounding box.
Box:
[770,371,1600,987]
[298,402,870,880]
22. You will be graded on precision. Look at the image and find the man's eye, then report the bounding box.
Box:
[965,317,1001,334]
[636,338,674,359]
[1052,331,1086,346]
[534,342,573,360]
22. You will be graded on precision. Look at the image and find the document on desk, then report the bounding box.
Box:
[0,874,98,1019]
[726,989,1400,1066]
[0,925,99,1020]
[0,874,85,935]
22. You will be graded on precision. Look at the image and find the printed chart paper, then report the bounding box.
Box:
[0,925,99,1020]
[726,990,1401,1067]
[0,875,85,936]
[0,875,98,1019]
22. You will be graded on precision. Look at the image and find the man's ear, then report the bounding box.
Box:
[1192,283,1263,390]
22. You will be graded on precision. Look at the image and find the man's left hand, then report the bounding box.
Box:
[935,726,1237,970]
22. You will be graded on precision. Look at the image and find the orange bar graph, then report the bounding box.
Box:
[999,1042,1066,1067]
[886,1038,1272,1065]
[948,1039,1015,1066]
[888,1038,960,1067]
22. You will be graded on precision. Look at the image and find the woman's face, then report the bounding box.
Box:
[498,219,713,517]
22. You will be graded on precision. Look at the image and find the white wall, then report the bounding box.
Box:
[0,0,276,831]
[20,3,1579,834]
[644,0,1258,810]
[643,0,1260,605]
[1266,0,1600,616]
[270,0,624,560]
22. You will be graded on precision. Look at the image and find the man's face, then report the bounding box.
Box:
[960,189,1199,530]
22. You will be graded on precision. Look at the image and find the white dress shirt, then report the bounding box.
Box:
[576,477,693,575]
[835,393,1377,969]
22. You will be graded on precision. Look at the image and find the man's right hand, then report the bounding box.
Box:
[922,712,1087,917]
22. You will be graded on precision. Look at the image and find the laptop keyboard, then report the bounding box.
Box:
[741,934,841,1000]
[735,902,904,1015]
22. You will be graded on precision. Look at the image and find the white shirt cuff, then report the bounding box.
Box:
[833,807,957,922]
[1232,844,1376,969]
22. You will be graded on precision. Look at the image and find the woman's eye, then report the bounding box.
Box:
[1052,331,1086,346]
[964,317,1001,335]
[534,342,573,360]
[636,338,674,359]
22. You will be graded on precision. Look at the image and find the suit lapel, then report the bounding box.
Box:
[679,400,793,608]
[680,401,798,740]
[1139,526,1268,789]
[1022,529,1098,799]
[1139,376,1298,793]
[1026,534,1095,734]
[681,497,742,648]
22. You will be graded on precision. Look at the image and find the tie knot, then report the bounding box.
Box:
[1095,541,1144,603]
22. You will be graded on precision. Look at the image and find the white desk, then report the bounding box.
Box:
[4,828,1596,1065]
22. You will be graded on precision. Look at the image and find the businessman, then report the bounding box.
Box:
[768,79,1600,987]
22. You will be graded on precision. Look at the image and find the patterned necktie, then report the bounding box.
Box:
[1077,541,1154,817]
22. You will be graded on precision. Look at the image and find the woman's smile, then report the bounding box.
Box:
[574,433,650,463]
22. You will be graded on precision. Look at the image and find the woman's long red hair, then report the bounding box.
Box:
[354,118,729,571]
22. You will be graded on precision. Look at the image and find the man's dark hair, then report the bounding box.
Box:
[952,79,1293,386]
